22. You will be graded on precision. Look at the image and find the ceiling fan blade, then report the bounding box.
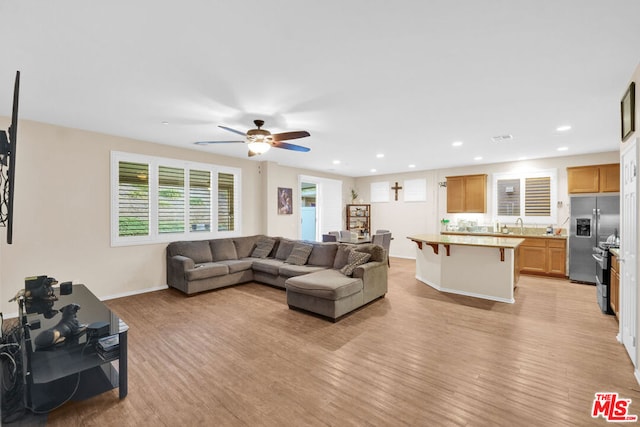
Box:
[271,131,310,141]
[194,140,244,145]
[272,141,311,152]
[218,125,247,137]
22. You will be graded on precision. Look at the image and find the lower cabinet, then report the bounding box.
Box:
[519,237,567,277]
[610,254,620,318]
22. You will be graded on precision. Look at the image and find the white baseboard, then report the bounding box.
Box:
[635,368,640,386]
[100,284,168,301]
[1,284,169,319]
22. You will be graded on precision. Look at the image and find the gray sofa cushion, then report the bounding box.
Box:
[333,244,353,269]
[233,236,260,259]
[275,239,295,260]
[308,243,339,267]
[216,259,254,274]
[279,264,326,278]
[210,239,238,261]
[252,258,286,276]
[285,269,363,300]
[170,241,213,264]
[340,250,371,276]
[285,243,313,265]
[186,263,229,281]
[251,237,277,258]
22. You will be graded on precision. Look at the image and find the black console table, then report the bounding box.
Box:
[21,285,128,412]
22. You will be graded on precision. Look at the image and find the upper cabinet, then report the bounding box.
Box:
[567,164,620,194]
[446,174,487,213]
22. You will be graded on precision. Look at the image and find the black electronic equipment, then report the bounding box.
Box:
[87,321,110,339]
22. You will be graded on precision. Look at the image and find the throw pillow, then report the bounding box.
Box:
[275,239,296,260]
[285,243,314,265]
[251,237,276,258]
[333,244,352,269]
[340,250,371,276]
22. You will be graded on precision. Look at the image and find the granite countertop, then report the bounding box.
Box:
[408,234,525,249]
[442,230,568,240]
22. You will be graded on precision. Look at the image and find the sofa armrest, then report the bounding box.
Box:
[353,261,388,303]
[167,255,195,289]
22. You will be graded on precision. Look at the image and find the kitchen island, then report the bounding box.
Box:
[407,234,525,303]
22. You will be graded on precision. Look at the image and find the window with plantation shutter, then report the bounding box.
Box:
[497,179,520,216]
[189,169,211,232]
[525,177,551,216]
[158,166,185,233]
[118,161,149,237]
[218,172,235,231]
[493,169,557,224]
[111,152,241,245]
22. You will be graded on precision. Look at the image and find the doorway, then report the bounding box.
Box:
[299,175,343,241]
[301,182,317,241]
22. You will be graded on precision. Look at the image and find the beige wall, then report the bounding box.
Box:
[354,151,620,259]
[262,161,355,238]
[0,118,350,315]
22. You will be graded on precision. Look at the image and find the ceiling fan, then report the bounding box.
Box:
[195,119,311,157]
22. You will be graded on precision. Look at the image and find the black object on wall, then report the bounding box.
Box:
[0,70,20,244]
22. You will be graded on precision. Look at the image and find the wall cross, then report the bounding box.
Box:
[391,181,403,201]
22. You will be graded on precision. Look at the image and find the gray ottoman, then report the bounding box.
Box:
[285,269,364,320]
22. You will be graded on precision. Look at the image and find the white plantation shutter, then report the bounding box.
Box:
[525,177,551,216]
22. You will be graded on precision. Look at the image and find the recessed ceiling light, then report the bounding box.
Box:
[557,146,569,151]
[474,156,483,161]
[408,164,416,168]
[556,125,572,132]
[332,160,341,165]
[161,121,169,125]
[452,141,463,147]
[370,168,377,173]
[376,153,384,158]
[518,157,528,161]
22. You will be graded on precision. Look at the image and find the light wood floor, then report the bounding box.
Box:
[45,258,639,426]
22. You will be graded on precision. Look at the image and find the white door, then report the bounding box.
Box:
[621,137,637,365]
[299,175,342,240]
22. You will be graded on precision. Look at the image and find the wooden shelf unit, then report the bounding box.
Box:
[346,204,370,235]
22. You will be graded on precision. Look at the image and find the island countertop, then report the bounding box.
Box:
[407,233,525,249]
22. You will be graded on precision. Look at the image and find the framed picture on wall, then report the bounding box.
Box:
[621,81,635,142]
[278,187,293,215]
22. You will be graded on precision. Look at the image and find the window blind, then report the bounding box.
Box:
[525,177,551,216]
[189,169,211,232]
[118,161,149,236]
[218,172,235,231]
[158,166,185,233]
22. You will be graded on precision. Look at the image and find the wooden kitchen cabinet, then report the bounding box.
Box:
[519,237,567,277]
[446,174,487,213]
[599,164,621,193]
[610,254,620,318]
[567,164,620,194]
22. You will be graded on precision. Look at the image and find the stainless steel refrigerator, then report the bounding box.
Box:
[569,195,620,283]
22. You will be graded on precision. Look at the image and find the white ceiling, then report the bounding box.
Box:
[1,1,639,177]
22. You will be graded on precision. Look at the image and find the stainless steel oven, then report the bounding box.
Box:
[593,242,616,314]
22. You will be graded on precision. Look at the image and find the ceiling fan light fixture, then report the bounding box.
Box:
[247,141,271,154]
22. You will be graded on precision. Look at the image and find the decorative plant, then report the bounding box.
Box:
[350,188,359,202]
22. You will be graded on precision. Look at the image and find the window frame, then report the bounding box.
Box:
[492,169,557,225]
[111,151,242,246]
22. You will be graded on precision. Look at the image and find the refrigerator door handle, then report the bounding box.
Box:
[596,208,601,237]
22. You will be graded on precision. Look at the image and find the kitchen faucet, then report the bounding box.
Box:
[515,217,524,234]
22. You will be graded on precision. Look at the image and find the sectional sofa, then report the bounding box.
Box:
[166,235,388,320]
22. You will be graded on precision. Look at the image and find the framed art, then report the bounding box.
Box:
[278,187,293,215]
[621,81,635,142]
